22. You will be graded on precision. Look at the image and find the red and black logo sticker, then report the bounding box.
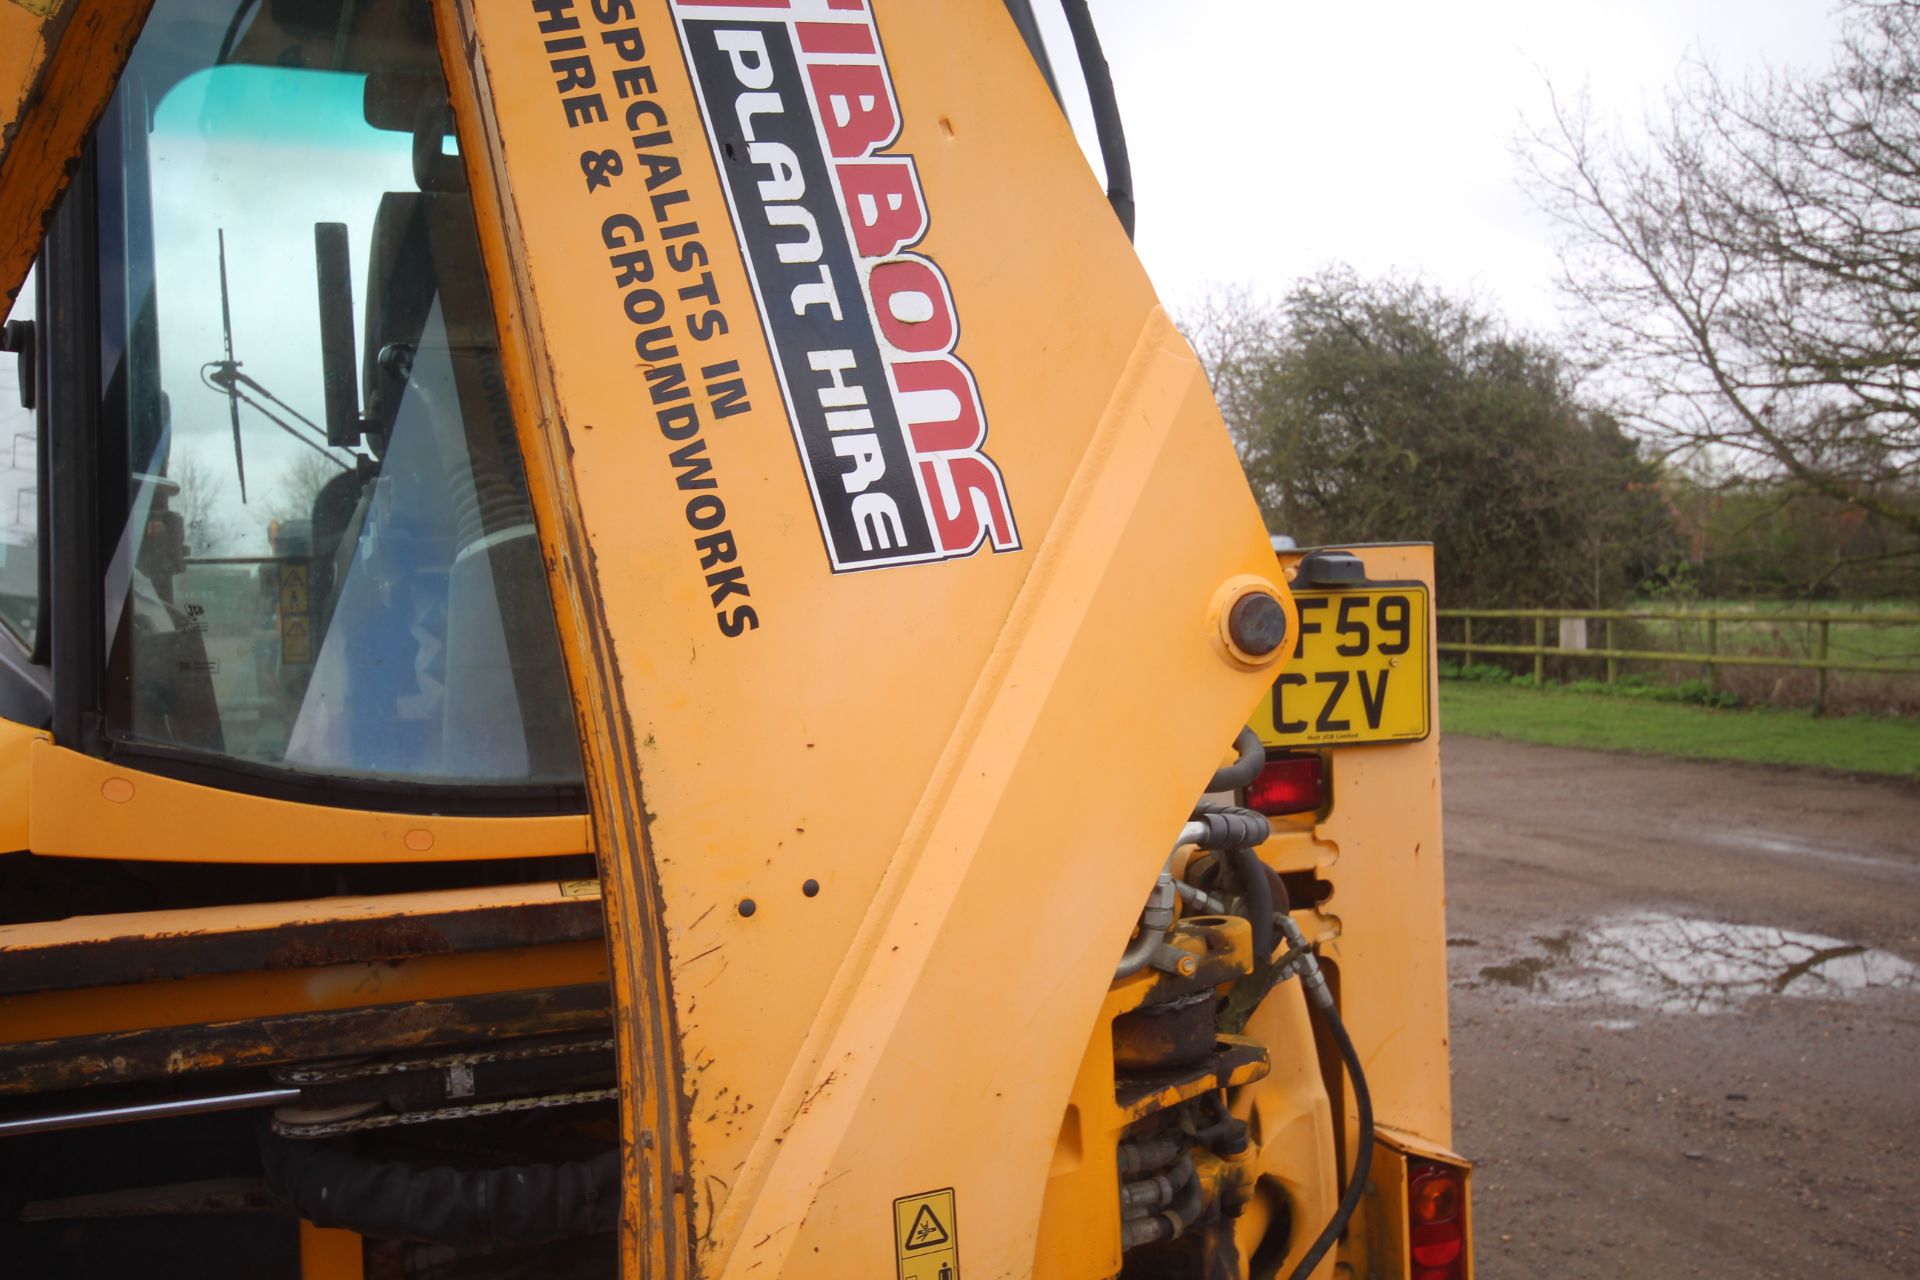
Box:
[672,0,1019,572]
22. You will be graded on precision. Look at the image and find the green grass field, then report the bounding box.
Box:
[1439,678,1920,777]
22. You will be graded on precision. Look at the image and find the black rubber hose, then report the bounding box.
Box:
[1058,0,1136,238]
[1192,1100,1251,1156]
[1283,996,1375,1280]
[1227,845,1276,974]
[1208,727,1265,794]
[262,1138,620,1251]
[1189,801,1271,852]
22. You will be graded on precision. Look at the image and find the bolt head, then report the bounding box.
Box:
[1176,954,1198,977]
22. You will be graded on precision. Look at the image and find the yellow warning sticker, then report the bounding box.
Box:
[278,564,313,663]
[893,1188,959,1280]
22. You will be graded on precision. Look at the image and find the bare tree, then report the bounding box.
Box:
[1178,284,1283,446]
[1523,0,1920,541]
[169,451,237,556]
[263,450,345,532]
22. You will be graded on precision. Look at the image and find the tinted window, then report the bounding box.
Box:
[96,1,582,787]
[0,266,38,649]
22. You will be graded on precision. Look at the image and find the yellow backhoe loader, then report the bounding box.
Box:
[0,2,1471,1277]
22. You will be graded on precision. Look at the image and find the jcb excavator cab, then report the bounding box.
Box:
[3,5,608,1269]
[0,2,1469,1278]
[78,1,580,789]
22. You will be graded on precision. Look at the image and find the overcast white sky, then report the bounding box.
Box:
[1035,1,1841,333]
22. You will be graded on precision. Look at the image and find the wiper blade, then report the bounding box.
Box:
[216,228,247,502]
[205,228,356,484]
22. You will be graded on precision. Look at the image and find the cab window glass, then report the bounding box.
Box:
[96,0,582,786]
[0,266,38,649]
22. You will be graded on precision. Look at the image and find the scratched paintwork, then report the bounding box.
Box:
[0,0,150,309]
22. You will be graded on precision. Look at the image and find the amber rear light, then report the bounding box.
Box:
[1245,754,1325,817]
[1408,1159,1466,1280]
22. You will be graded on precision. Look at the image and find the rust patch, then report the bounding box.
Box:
[0,981,612,1094]
[0,897,605,996]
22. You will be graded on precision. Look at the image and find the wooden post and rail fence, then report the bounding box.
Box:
[1438,607,1920,715]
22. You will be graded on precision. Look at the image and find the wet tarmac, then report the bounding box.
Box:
[1468,911,1920,1016]
[1442,736,1920,1279]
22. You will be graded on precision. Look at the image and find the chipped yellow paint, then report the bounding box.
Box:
[435,1,1289,1275]
[0,6,1458,1278]
[0,0,151,308]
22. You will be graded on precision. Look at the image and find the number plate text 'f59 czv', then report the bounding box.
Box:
[1253,586,1432,748]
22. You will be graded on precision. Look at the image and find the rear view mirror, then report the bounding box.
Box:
[314,222,362,449]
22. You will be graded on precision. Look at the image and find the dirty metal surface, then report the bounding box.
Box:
[0,982,613,1095]
[1114,1038,1269,1119]
[0,883,606,996]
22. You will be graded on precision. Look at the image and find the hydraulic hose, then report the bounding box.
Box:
[1119,1149,1195,1215]
[1119,1154,1206,1249]
[1116,1133,1186,1178]
[1207,727,1266,794]
[1189,800,1271,852]
[1280,934,1375,1280]
[1058,0,1136,238]
[1226,845,1276,973]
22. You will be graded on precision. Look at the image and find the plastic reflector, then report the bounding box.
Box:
[1245,755,1325,816]
[1411,1223,1463,1268]
[1412,1173,1460,1224]
[1407,1160,1466,1278]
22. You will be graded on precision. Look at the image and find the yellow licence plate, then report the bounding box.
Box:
[1252,586,1431,748]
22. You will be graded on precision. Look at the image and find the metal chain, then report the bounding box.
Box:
[271,1087,619,1139]
[274,1037,615,1085]
[271,1037,619,1137]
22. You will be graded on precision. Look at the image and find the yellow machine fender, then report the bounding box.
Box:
[434,2,1293,1275]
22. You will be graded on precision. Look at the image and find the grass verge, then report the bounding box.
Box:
[1439,679,1920,777]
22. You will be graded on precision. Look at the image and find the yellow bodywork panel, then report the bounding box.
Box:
[1259,544,1456,1280]
[24,738,590,863]
[0,713,588,865]
[433,1,1289,1275]
[0,935,606,1043]
[0,0,152,309]
[1279,548,1454,1156]
[0,716,46,852]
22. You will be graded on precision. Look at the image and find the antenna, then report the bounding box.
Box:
[215,228,248,503]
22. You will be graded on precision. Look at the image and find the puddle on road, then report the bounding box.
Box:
[1470,912,1920,1014]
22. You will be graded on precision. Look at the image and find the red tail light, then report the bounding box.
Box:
[1408,1159,1466,1279]
[1245,754,1325,817]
